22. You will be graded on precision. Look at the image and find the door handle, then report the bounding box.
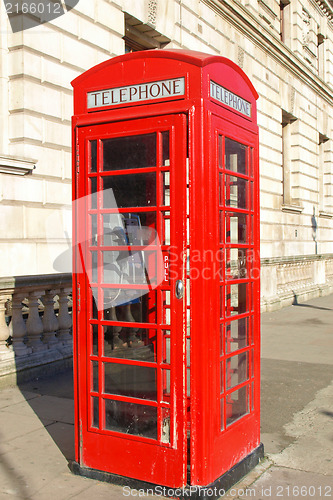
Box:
[175,280,184,300]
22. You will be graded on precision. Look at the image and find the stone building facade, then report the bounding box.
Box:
[0,0,332,310]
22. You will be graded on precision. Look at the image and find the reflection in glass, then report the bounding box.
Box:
[226,248,248,280]
[225,283,248,316]
[104,399,157,439]
[225,318,249,353]
[162,131,170,166]
[90,177,97,209]
[92,361,99,392]
[102,290,156,323]
[226,386,249,427]
[162,369,171,401]
[161,407,170,444]
[103,173,156,208]
[104,326,157,361]
[103,134,156,171]
[92,324,98,356]
[162,212,170,245]
[220,398,224,431]
[103,213,157,247]
[225,175,248,209]
[91,252,98,283]
[90,214,97,247]
[226,352,249,390]
[92,397,99,428]
[225,213,247,244]
[225,138,248,175]
[104,363,157,401]
[162,330,171,364]
[90,140,97,173]
[162,171,170,205]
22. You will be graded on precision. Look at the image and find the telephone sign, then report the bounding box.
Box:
[71,50,263,493]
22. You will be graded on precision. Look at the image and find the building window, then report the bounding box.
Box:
[318,133,332,217]
[281,110,301,212]
[123,13,170,53]
[280,0,291,43]
[317,33,325,80]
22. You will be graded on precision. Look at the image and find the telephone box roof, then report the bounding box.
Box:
[71,49,258,100]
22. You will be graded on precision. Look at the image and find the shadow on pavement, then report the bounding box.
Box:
[19,368,75,462]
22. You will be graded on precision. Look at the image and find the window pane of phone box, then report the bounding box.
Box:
[225,283,249,316]
[104,326,157,362]
[225,317,250,353]
[103,133,156,171]
[225,137,248,176]
[104,363,157,401]
[103,173,156,208]
[226,385,249,427]
[104,399,157,439]
[226,351,249,390]
[103,213,157,247]
[102,250,158,286]
[102,291,157,324]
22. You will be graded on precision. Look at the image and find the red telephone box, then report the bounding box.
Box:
[71,50,263,493]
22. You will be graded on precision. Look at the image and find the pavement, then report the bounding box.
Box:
[0,294,332,499]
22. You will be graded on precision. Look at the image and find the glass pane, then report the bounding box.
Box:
[225,213,247,244]
[90,140,97,173]
[91,288,98,319]
[226,248,248,280]
[162,171,170,205]
[103,291,157,324]
[219,172,223,205]
[161,407,170,443]
[162,369,171,401]
[225,317,250,353]
[103,134,156,171]
[102,213,157,248]
[220,398,224,431]
[225,283,249,316]
[225,137,248,175]
[90,177,97,209]
[226,351,249,390]
[103,173,156,208]
[92,324,98,356]
[162,291,171,325]
[220,361,224,394]
[92,397,99,428]
[162,131,170,167]
[104,399,157,439]
[219,135,223,169]
[162,330,171,364]
[226,386,249,427]
[92,361,99,392]
[104,326,157,361]
[104,363,157,401]
[162,212,170,245]
[91,252,98,283]
[90,214,97,247]
[225,175,248,209]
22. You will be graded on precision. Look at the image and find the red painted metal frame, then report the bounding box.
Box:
[72,49,259,488]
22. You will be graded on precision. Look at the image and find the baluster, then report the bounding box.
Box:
[26,291,47,352]
[0,294,12,356]
[41,289,59,348]
[11,293,32,356]
[57,288,72,345]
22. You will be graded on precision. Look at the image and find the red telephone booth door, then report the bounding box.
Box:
[74,114,188,487]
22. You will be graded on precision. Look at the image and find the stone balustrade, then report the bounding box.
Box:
[0,273,72,386]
